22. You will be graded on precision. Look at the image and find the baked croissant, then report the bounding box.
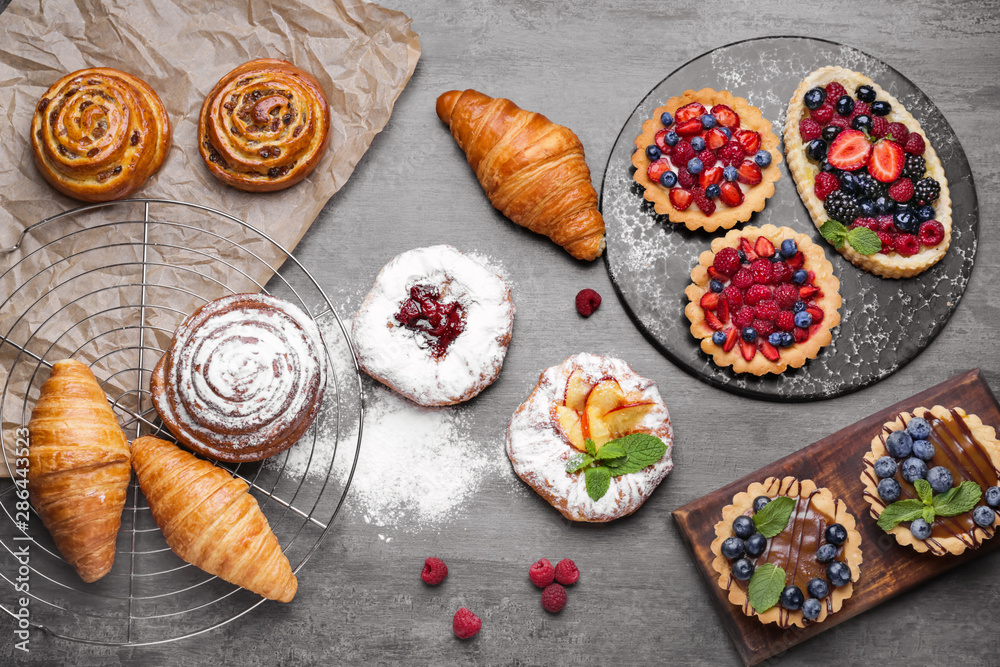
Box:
[131,436,297,602]
[28,359,131,583]
[436,89,606,261]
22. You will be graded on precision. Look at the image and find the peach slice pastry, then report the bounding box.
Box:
[554,373,655,451]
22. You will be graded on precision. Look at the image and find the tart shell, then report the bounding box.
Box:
[631,88,782,232]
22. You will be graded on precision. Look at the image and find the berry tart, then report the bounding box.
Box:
[506,353,673,522]
[352,245,515,407]
[710,477,863,629]
[862,406,1000,556]
[784,66,952,278]
[684,224,842,375]
[631,89,782,232]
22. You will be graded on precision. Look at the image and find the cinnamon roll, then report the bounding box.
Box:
[150,293,328,463]
[30,68,171,202]
[198,59,331,192]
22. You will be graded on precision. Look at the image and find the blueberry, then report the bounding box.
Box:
[916,205,935,222]
[986,486,1000,508]
[878,478,901,503]
[721,536,745,560]
[857,199,876,217]
[871,100,892,116]
[856,85,876,104]
[755,150,772,168]
[794,311,813,328]
[779,239,798,258]
[874,456,897,478]
[660,171,677,188]
[731,557,755,581]
[660,111,674,127]
[701,113,717,129]
[745,533,767,557]
[720,127,732,139]
[723,165,738,182]
[710,279,724,293]
[905,417,931,440]
[822,125,842,142]
[973,506,996,528]
[901,457,928,483]
[780,585,804,610]
[804,87,826,110]
[687,157,704,174]
[926,466,953,493]
[780,332,794,347]
[691,136,706,152]
[851,114,872,132]
[712,331,727,346]
[825,523,847,546]
[874,195,896,214]
[645,145,661,160]
[733,515,755,539]
[806,138,828,162]
[827,561,851,587]
[909,518,932,540]
[802,598,822,621]
[816,544,837,564]
[665,130,680,146]
[705,184,721,199]
[912,439,935,461]
[820,160,837,173]
[742,327,758,342]
[839,172,860,195]
[885,430,913,458]
[768,332,783,347]
[807,578,830,600]
[737,249,747,263]
[792,270,808,285]
[835,95,854,116]
[752,495,771,513]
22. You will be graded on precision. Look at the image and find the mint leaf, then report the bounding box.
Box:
[922,506,936,524]
[602,455,628,469]
[565,453,594,474]
[585,439,597,457]
[820,220,848,249]
[877,498,925,531]
[584,466,611,501]
[846,226,882,255]
[914,478,933,505]
[605,433,668,475]
[932,480,982,517]
[595,443,626,460]
[748,563,786,614]
[752,496,796,538]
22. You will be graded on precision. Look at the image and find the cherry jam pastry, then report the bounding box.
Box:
[684,225,842,375]
[394,284,467,358]
[631,88,782,232]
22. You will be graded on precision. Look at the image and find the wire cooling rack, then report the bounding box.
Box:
[0,199,363,646]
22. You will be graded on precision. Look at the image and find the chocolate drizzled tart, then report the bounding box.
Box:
[862,406,1000,556]
[710,477,862,629]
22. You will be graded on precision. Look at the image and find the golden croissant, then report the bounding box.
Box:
[436,89,606,261]
[28,359,131,583]
[131,436,297,602]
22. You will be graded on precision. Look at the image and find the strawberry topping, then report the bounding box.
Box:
[827,129,873,171]
[868,140,904,183]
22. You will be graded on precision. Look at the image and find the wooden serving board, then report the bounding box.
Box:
[672,369,1000,666]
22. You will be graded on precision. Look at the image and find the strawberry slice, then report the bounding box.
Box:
[717,298,730,324]
[719,181,744,207]
[676,102,707,123]
[669,188,693,211]
[723,327,738,352]
[734,129,761,155]
[793,327,809,344]
[739,237,759,261]
[705,312,723,331]
[755,237,775,258]
[700,292,720,310]
[705,127,729,150]
[739,339,757,361]
[798,285,819,299]
[786,251,805,270]
[647,158,671,184]
[736,160,762,186]
[676,119,703,136]
[868,140,905,183]
[806,306,824,325]
[760,341,780,362]
[827,129,872,171]
[707,266,728,282]
[710,104,740,129]
[699,166,724,189]
[654,128,673,154]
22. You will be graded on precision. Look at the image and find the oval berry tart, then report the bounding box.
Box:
[631,89,782,232]
[684,224,842,375]
[784,66,952,278]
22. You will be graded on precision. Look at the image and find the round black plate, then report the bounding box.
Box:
[600,37,978,401]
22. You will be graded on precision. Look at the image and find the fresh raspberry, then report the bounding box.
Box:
[529,558,555,588]
[733,306,756,329]
[895,234,921,256]
[541,583,567,613]
[869,115,889,138]
[453,608,481,639]
[770,261,792,284]
[904,133,926,155]
[799,119,822,141]
[825,81,847,101]
[810,104,834,124]
[773,284,799,309]
[722,285,744,309]
[718,142,745,166]
[755,299,780,321]
[697,149,717,169]
[575,289,601,317]
[750,259,772,285]
[692,187,716,215]
[849,101,870,119]
[421,557,448,585]
[876,215,897,233]
[918,220,945,247]
[554,559,580,585]
[731,268,754,290]
[814,172,839,201]
[712,247,741,276]
[852,217,877,231]
[671,141,695,168]
[753,319,775,336]
[745,284,772,306]
[776,310,796,331]
[876,231,895,252]
[675,167,694,190]
[888,178,914,203]
[886,122,908,144]
[827,115,851,131]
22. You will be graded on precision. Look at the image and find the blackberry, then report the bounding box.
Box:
[913,177,941,205]
[901,154,926,180]
[854,171,884,200]
[824,190,860,224]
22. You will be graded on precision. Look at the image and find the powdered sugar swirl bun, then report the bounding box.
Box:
[151,293,327,462]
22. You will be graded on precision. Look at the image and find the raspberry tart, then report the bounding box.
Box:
[862,406,1000,556]
[506,353,674,522]
[631,89,782,232]
[684,224,842,375]
[785,66,952,278]
[710,477,863,629]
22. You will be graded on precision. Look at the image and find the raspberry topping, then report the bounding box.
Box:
[888,178,914,203]
[904,133,926,155]
[453,608,481,639]
[825,81,847,100]
[918,220,945,247]
[529,558,556,588]
[421,557,448,585]
[712,247,741,276]
[554,558,580,585]
[575,289,602,317]
[799,119,822,141]
[814,172,839,201]
[541,583,568,613]
[395,284,466,358]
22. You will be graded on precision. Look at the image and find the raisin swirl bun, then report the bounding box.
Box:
[30,68,171,202]
[198,59,331,192]
[150,293,328,463]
